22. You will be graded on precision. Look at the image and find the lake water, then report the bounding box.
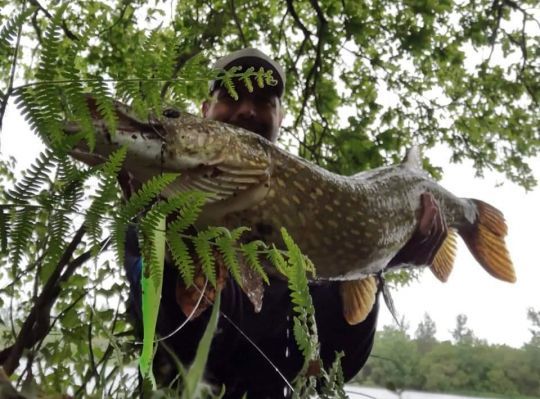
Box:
[345,386,496,399]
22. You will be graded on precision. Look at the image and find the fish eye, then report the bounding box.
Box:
[163,108,181,118]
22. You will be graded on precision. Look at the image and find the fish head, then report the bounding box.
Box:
[65,96,270,174]
[65,96,168,171]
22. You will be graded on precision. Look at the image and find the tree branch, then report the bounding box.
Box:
[229,0,248,47]
[0,227,111,375]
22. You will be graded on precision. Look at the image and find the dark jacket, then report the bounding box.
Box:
[124,226,378,398]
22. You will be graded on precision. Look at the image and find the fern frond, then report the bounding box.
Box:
[281,228,314,312]
[319,352,347,399]
[35,5,66,82]
[255,67,265,89]
[113,173,178,266]
[240,67,255,93]
[139,209,166,290]
[115,79,141,108]
[293,316,311,359]
[215,235,241,286]
[166,191,206,234]
[267,245,287,276]
[119,173,179,222]
[85,147,126,252]
[55,153,91,215]
[193,231,216,287]
[5,149,55,204]
[220,66,241,100]
[167,233,194,286]
[0,206,9,254]
[240,241,269,284]
[62,47,95,151]
[41,207,71,282]
[0,9,32,59]
[229,226,249,241]
[9,206,37,271]
[278,228,319,375]
[31,6,67,148]
[88,77,117,134]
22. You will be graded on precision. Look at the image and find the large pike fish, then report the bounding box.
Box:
[66,98,516,324]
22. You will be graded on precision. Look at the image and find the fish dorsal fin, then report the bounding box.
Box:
[402,146,423,170]
[339,276,378,325]
[430,228,458,282]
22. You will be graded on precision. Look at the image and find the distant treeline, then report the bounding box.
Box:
[354,310,540,398]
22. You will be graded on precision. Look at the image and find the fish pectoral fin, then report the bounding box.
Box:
[339,276,378,325]
[163,165,270,205]
[460,199,516,283]
[430,228,458,282]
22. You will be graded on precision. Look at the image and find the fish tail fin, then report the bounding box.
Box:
[459,199,516,283]
[340,276,378,325]
[430,228,458,282]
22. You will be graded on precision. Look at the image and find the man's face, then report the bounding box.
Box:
[202,81,283,143]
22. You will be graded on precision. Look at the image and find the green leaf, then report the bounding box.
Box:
[182,292,221,399]
[139,214,166,387]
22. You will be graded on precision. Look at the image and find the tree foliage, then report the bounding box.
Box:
[357,311,540,398]
[0,0,538,397]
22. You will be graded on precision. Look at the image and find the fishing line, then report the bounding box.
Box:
[153,279,209,343]
[172,281,296,393]
[218,308,296,393]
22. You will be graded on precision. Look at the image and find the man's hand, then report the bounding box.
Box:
[388,192,448,267]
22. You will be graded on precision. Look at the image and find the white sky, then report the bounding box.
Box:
[1,100,538,348]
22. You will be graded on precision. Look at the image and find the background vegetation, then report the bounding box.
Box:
[0,0,538,397]
[356,309,540,398]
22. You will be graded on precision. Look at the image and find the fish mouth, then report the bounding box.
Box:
[64,95,167,151]
[89,96,166,143]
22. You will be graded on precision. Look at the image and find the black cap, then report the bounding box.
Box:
[209,48,286,99]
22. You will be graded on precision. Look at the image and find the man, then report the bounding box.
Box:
[124,48,447,398]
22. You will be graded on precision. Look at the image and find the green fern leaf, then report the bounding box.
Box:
[194,231,216,287]
[293,316,311,358]
[119,173,179,222]
[41,207,71,282]
[263,67,279,88]
[85,147,126,252]
[166,191,206,234]
[0,206,10,254]
[215,235,241,286]
[114,172,179,265]
[229,226,249,241]
[31,5,68,149]
[255,67,266,89]
[319,352,347,398]
[167,233,194,286]
[240,67,255,93]
[267,245,287,276]
[5,149,55,204]
[35,5,66,82]
[240,241,269,284]
[0,9,32,59]
[88,77,117,134]
[62,48,96,151]
[221,66,240,100]
[9,206,37,271]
